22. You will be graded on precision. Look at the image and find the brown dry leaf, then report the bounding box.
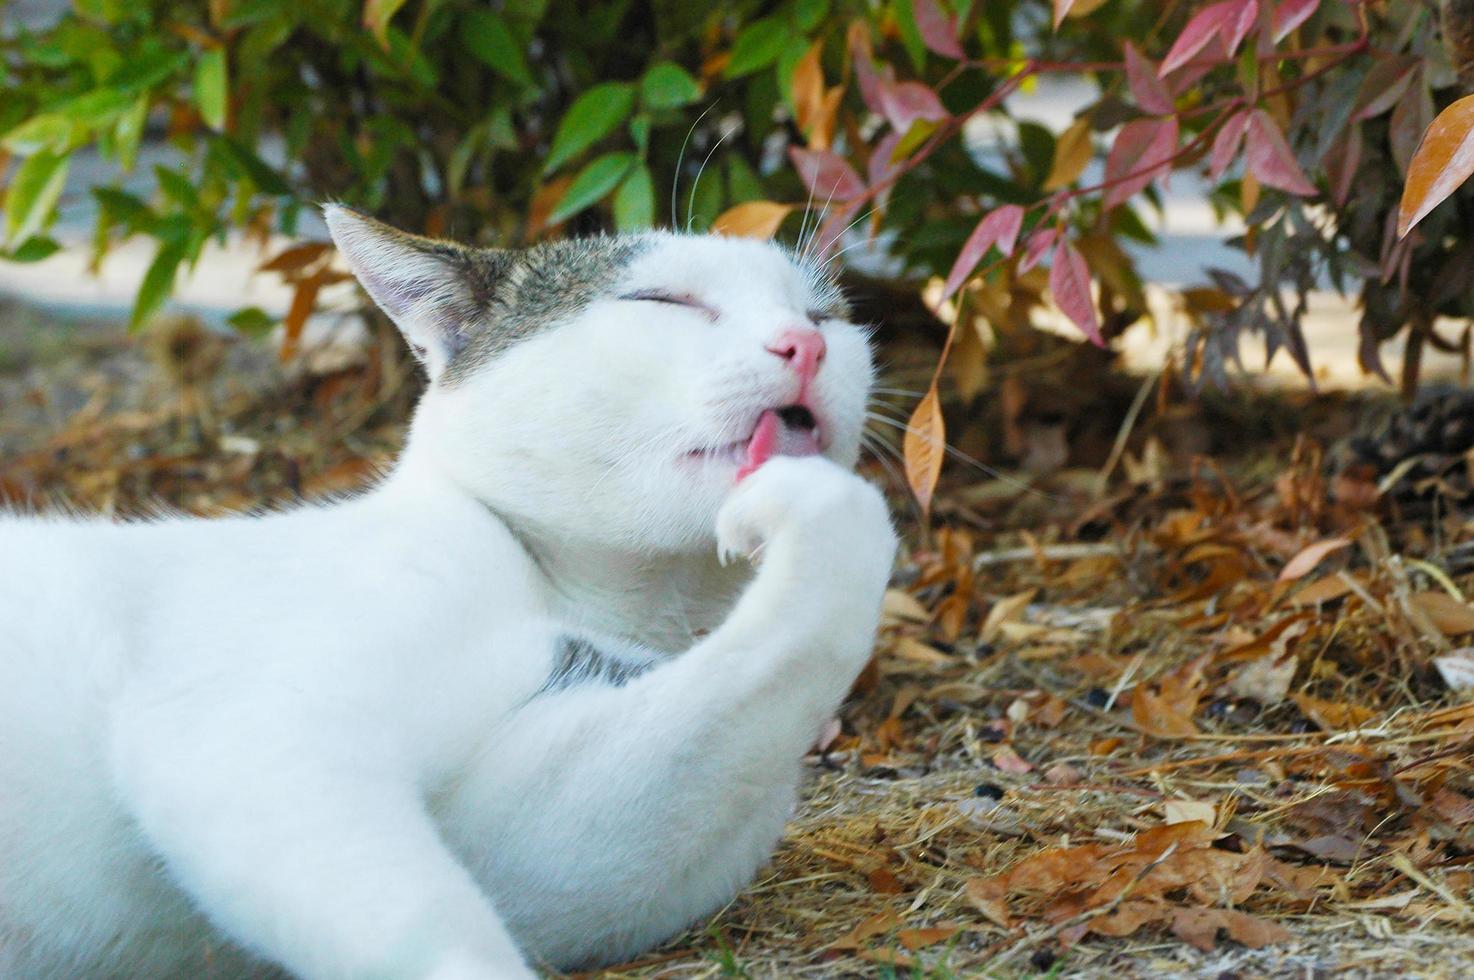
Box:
[867,866,905,895]
[1163,798,1216,827]
[1171,907,1291,951]
[829,910,903,950]
[1410,591,1474,635]
[964,877,1013,928]
[1132,664,1206,737]
[895,925,961,951]
[1278,536,1352,581]
[881,589,929,623]
[902,385,945,513]
[1290,573,1358,606]
[890,637,953,666]
[1227,653,1297,706]
[710,201,793,239]
[981,588,1037,642]
[1089,900,1167,937]
[992,744,1034,774]
[1293,693,1377,731]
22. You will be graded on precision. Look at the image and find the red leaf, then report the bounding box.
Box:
[1159,1,1236,76]
[810,199,862,259]
[1209,110,1251,182]
[1399,93,1474,236]
[1103,116,1179,209]
[1050,240,1103,346]
[1326,123,1364,208]
[913,0,964,58]
[943,204,1024,297]
[1245,109,1317,195]
[1222,0,1260,57]
[877,78,949,131]
[788,147,865,202]
[848,23,889,117]
[1124,43,1173,115]
[868,130,904,188]
[1020,225,1060,273]
[1271,0,1319,42]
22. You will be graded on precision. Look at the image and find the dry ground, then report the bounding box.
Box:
[2,303,1472,979]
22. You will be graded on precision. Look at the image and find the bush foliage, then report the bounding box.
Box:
[6,2,1474,448]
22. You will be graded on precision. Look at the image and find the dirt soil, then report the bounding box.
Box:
[2,302,1472,979]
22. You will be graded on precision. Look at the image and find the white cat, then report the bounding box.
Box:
[0,206,896,979]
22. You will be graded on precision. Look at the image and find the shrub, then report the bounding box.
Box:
[6,1,1474,502]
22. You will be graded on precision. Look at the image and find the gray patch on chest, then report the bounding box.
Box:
[537,634,656,696]
[440,235,652,386]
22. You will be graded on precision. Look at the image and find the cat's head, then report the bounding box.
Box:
[324,205,873,552]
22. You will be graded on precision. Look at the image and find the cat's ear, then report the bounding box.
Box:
[323,204,507,381]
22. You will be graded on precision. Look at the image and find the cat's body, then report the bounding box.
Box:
[0,210,896,979]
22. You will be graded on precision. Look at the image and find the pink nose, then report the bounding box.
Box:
[766,328,827,382]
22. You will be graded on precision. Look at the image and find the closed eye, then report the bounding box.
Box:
[618,290,717,319]
[806,310,831,325]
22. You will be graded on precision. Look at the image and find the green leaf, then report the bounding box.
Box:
[545,82,635,174]
[1,115,75,155]
[114,93,149,170]
[195,48,228,130]
[891,0,928,73]
[629,114,651,152]
[94,186,153,230]
[364,0,410,47]
[227,306,277,338]
[725,16,788,78]
[614,163,655,229]
[3,150,71,245]
[793,0,829,31]
[641,62,701,110]
[106,47,189,94]
[130,240,185,331]
[214,135,291,194]
[548,151,636,224]
[8,236,61,263]
[462,9,534,86]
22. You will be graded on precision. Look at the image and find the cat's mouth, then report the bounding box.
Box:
[689,404,824,478]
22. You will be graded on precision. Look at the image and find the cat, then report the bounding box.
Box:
[0,205,897,979]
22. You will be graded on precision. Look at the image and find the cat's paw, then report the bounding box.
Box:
[715,456,895,572]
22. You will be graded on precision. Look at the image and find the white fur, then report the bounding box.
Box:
[0,215,896,979]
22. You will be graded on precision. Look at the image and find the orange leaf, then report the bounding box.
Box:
[710,201,793,239]
[280,269,327,362]
[1399,93,1474,237]
[902,385,945,513]
[258,241,331,276]
[1277,536,1351,581]
[791,39,825,142]
[527,174,575,236]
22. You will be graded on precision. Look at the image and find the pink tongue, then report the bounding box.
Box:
[737,409,821,481]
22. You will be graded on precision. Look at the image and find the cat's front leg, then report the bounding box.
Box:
[448,456,895,967]
[108,694,537,980]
